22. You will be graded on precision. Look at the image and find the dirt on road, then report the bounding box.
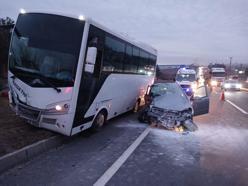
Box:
[0,97,55,157]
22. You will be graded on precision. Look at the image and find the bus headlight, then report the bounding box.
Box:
[211,80,217,86]
[55,105,63,111]
[44,103,70,115]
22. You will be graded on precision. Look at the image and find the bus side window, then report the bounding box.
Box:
[87,25,105,78]
[93,50,103,78]
[103,36,125,73]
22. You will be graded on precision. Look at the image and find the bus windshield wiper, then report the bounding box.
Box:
[35,74,62,93]
[11,67,61,93]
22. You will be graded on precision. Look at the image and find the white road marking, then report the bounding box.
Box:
[93,127,151,186]
[226,100,248,115]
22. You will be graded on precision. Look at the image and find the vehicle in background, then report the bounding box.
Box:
[221,80,242,91]
[197,66,209,85]
[229,75,239,80]
[175,68,197,98]
[156,65,180,82]
[8,11,157,136]
[209,66,226,87]
[138,82,209,131]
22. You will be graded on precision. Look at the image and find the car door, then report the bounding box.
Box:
[193,85,209,116]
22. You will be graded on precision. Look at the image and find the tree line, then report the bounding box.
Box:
[0,17,14,89]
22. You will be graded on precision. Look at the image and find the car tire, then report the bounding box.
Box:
[91,110,107,132]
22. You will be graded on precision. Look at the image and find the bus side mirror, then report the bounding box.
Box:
[84,47,97,73]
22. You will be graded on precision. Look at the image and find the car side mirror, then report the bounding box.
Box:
[84,47,97,73]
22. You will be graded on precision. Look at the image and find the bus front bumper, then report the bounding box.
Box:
[9,100,72,135]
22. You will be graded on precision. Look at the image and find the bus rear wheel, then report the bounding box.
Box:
[91,111,107,132]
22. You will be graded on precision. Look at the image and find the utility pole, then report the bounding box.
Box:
[229,57,233,75]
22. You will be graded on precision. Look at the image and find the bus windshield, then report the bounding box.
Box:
[9,13,85,87]
[176,74,196,82]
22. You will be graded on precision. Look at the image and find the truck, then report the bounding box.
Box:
[209,66,226,87]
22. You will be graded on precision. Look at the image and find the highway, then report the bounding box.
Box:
[225,90,248,112]
[0,90,247,186]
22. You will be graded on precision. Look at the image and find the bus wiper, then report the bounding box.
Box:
[11,68,61,93]
[35,74,62,93]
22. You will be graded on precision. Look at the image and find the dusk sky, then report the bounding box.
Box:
[0,0,247,65]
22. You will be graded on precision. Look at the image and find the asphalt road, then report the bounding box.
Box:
[225,90,248,112]
[0,92,247,186]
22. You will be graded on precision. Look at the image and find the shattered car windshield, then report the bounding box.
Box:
[150,83,183,97]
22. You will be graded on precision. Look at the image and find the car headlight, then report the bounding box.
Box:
[44,103,70,115]
[211,80,217,86]
[224,84,231,88]
[236,84,242,88]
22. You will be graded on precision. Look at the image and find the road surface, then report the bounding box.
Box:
[0,90,247,186]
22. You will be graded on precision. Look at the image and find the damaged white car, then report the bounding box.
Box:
[138,82,209,131]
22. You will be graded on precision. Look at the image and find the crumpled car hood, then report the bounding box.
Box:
[152,93,192,111]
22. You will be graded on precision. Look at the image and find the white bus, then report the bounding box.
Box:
[8,12,157,136]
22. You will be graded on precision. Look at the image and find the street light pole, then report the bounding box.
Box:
[229,57,232,76]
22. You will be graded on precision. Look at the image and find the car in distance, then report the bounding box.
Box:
[222,80,242,91]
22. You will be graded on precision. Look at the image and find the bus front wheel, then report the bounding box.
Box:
[91,111,107,132]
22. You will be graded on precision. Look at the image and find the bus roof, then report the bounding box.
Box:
[19,11,157,55]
